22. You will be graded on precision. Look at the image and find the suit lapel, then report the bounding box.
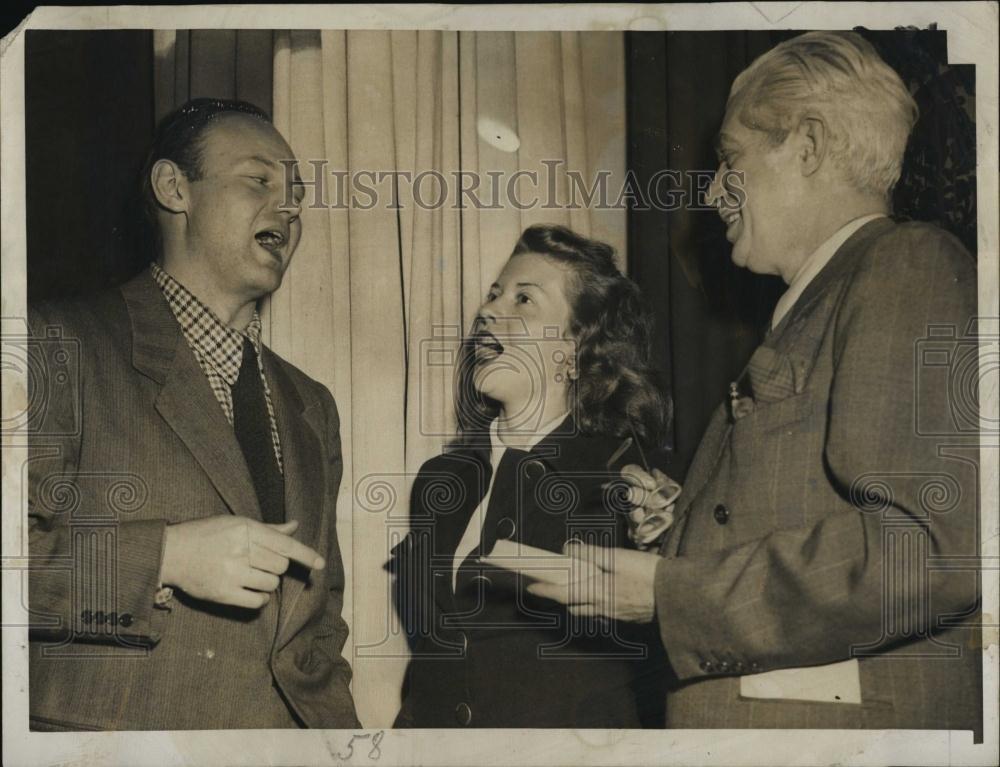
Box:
[768,217,895,348]
[438,452,491,559]
[122,269,261,520]
[264,356,328,643]
[518,421,624,546]
[438,451,492,608]
[748,218,897,400]
[663,219,898,556]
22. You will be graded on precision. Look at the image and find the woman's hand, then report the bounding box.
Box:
[523,540,661,622]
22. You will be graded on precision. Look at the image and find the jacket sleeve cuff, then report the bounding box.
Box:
[72,518,169,646]
[653,554,726,681]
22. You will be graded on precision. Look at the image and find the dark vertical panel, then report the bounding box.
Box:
[662,31,784,478]
[236,30,274,115]
[625,33,673,455]
[626,31,783,478]
[25,30,156,300]
[174,30,191,105]
[189,30,237,99]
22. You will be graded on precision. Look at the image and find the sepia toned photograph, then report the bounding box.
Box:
[2,3,997,766]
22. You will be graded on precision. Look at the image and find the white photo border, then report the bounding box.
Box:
[2,4,997,766]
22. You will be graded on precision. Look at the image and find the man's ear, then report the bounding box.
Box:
[796,116,827,177]
[149,159,190,214]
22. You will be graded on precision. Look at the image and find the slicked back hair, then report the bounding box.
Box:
[140,98,272,250]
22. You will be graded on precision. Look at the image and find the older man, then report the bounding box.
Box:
[524,31,982,732]
[28,99,359,729]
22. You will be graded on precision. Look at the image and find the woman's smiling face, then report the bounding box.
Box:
[472,251,577,426]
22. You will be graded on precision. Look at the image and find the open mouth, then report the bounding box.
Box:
[255,228,287,256]
[473,330,504,362]
[719,207,741,229]
[718,205,743,241]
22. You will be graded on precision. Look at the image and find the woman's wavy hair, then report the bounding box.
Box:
[455,224,671,449]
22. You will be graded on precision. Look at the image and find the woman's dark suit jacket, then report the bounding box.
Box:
[392,416,667,728]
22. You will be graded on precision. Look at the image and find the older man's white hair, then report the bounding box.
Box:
[728,30,919,199]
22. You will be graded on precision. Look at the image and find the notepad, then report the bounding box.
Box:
[483,540,572,582]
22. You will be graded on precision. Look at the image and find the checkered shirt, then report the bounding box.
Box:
[151,262,283,474]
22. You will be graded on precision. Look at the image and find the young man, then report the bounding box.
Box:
[526,31,982,734]
[28,99,359,730]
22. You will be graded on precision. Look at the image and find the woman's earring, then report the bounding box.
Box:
[567,356,578,381]
[554,349,577,383]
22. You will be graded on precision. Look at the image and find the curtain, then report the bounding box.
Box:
[156,29,627,726]
[270,30,626,727]
[153,30,275,122]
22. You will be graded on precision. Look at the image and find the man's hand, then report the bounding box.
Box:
[159,516,325,609]
[619,464,681,549]
[524,541,660,623]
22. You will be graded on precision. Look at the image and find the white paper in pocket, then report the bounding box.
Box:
[739,659,862,704]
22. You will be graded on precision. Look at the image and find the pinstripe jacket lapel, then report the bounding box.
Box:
[749,218,897,402]
[662,217,898,557]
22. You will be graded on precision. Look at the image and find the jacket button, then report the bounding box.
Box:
[118,613,134,628]
[713,504,730,525]
[495,517,516,541]
[733,661,745,673]
[524,460,546,480]
[749,661,762,673]
[699,660,714,673]
[106,611,117,626]
[455,702,472,726]
[80,610,92,624]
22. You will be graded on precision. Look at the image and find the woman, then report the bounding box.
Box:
[392,224,671,728]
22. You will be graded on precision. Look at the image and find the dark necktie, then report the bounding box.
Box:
[232,339,285,524]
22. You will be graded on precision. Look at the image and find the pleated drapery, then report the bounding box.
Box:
[154,29,626,726]
[153,30,275,121]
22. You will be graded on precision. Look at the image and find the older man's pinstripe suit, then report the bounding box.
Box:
[654,218,982,735]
